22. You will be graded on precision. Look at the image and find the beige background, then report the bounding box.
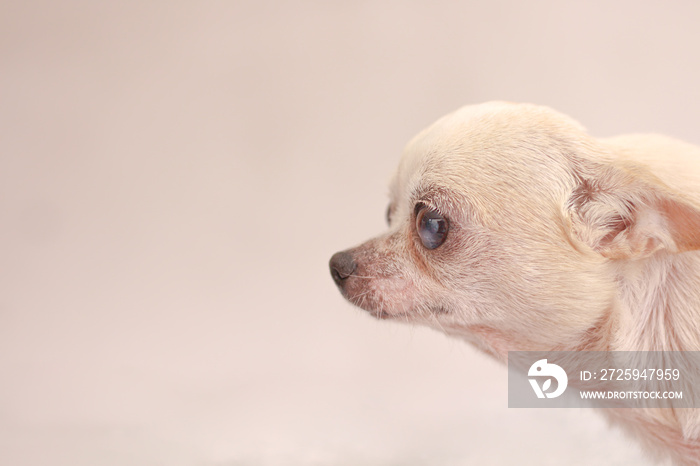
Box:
[1,1,697,465]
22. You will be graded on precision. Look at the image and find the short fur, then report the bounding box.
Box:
[330,102,700,465]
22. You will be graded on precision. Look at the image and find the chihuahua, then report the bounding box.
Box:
[329,102,700,465]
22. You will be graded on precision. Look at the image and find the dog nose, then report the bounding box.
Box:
[329,251,357,285]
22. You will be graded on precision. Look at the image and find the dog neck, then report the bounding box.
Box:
[611,250,700,351]
[446,251,700,358]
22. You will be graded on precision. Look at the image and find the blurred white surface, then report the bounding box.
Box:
[2,1,698,464]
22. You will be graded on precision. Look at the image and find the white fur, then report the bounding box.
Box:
[331,102,700,465]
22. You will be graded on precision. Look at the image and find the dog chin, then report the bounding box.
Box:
[346,292,450,322]
[342,289,412,320]
[367,309,407,320]
[347,295,408,320]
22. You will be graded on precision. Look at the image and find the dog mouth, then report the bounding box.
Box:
[349,296,448,321]
[329,255,437,321]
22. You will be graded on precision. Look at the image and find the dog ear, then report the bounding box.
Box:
[567,162,700,259]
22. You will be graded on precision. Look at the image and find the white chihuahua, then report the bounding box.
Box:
[330,102,700,465]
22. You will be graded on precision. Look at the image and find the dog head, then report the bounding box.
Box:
[329,102,700,358]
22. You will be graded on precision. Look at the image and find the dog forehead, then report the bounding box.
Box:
[398,102,511,174]
[390,102,587,200]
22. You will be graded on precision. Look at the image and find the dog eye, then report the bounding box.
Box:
[415,204,448,249]
[385,204,392,226]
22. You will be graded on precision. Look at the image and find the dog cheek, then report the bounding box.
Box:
[345,239,422,316]
[350,267,418,316]
[371,275,420,315]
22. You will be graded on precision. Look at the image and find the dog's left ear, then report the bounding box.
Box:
[567,162,700,259]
